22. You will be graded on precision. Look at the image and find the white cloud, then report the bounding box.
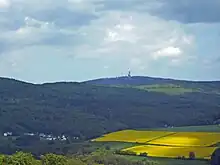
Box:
[3,0,215,82]
[2,8,191,73]
[72,10,194,69]
[1,0,194,63]
[9,0,103,15]
[67,0,103,13]
[0,0,10,8]
[0,15,73,49]
[153,47,182,60]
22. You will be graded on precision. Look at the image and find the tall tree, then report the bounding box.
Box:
[211,148,220,165]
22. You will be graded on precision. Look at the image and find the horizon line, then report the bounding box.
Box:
[0,75,220,85]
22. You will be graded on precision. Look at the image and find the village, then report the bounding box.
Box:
[2,132,79,141]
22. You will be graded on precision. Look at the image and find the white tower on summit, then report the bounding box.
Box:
[128,70,131,78]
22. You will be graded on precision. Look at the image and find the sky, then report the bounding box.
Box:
[0,0,220,83]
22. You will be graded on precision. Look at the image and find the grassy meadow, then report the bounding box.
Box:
[146,125,220,132]
[110,84,199,95]
[134,84,197,95]
[121,155,209,165]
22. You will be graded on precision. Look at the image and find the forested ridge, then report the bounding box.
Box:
[0,76,220,139]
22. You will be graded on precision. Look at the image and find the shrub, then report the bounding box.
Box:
[176,156,186,160]
[189,152,196,160]
[41,153,68,165]
[105,145,111,150]
[117,150,136,156]
[176,156,181,159]
[0,155,5,164]
[139,152,148,157]
[211,148,220,165]
[3,152,39,165]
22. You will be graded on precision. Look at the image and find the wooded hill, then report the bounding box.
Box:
[0,76,220,139]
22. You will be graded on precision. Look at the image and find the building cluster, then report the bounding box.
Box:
[39,133,67,141]
[3,132,12,137]
[2,132,74,141]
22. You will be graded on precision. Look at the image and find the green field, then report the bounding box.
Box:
[121,155,209,165]
[90,142,138,151]
[145,125,220,133]
[109,83,220,95]
[134,84,197,95]
[109,83,198,95]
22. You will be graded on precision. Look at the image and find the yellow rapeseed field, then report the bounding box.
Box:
[93,129,220,159]
[148,132,220,147]
[94,130,174,143]
[94,130,220,147]
[122,145,217,159]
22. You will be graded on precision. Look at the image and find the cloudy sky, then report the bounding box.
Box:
[0,0,220,83]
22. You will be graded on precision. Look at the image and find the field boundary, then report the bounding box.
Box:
[145,132,177,144]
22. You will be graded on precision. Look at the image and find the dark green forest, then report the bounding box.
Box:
[0,76,220,155]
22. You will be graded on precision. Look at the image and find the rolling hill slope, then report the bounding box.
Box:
[0,76,220,140]
[84,76,220,94]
